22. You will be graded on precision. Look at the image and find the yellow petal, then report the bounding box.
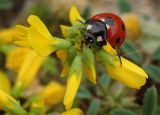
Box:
[83,65,96,84]
[103,43,117,55]
[105,56,148,89]
[27,15,52,37]
[0,72,11,93]
[56,50,67,61]
[13,35,26,41]
[0,90,27,114]
[28,27,56,56]
[0,28,15,43]
[40,81,65,106]
[14,40,30,47]
[60,25,70,37]
[61,108,84,115]
[15,25,28,37]
[64,72,83,110]
[0,90,17,107]
[6,47,30,72]
[69,5,84,25]
[14,25,30,47]
[16,50,44,88]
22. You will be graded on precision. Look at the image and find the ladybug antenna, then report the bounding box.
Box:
[76,18,85,24]
[115,47,122,67]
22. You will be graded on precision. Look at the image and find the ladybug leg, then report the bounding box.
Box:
[115,47,122,67]
[80,40,84,51]
[79,28,86,33]
[85,41,92,49]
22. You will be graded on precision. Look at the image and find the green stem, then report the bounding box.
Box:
[11,84,24,99]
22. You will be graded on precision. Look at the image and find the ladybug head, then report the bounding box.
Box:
[84,19,107,47]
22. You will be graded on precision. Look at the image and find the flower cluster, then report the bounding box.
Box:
[0,46,82,114]
[14,5,148,111]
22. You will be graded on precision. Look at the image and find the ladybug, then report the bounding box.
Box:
[81,13,126,65]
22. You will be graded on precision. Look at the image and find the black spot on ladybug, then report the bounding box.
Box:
[105,17,114,26]
[122,23,125,31]
[115,38,120,43]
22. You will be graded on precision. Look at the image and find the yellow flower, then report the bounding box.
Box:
[60,25,70,37]
[64,55,83,110]
[62,5,116,55]
[12,50,44,98]
[61,108,83,115]
[14,15,71,56]
[12,5,147,112]
[60,62,70,77]
[64,72,83,110]
[82,47,96,84]
[83,65,96,84]
[0,72,11,110]
[29,99,46,115]
[69,6,84,25]
[122,14,141,40]
[39,81,65,106]
[24,81,65,112]
[6,47,30,72]
[0,71,11,93]
[60,6,97,85]
[0,28,15,44]
[103,42,117,55]
[105,56,148,89]
[61,5,148,111]
[56,50,67,62]
[0,90,27,114]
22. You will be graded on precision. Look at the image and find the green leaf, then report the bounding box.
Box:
[68,26,79,38]
[97,50,113,65]
[68,55,82,77]
[42,56,58,75]
[99,73,111,89]
[0,44,14,54]
[67,46,77,64]
[155,105,160,115]
[6,98,27,115]
[82,47,94,68]
[96,74,110,96]
[116,0,132,13]
[143,64,160,82]
[29,103,46,115]
[111,108,136,115]
[87,99,101,115]
[76,85,91,99]
[141,19,160,38]
[143,86,157,115]
[120,40,143,64]
[0,0,13,10]
[152,47,160,60]
[53,37,72,50]
[139,38,160,54]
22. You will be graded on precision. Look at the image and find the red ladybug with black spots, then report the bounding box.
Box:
[81,13,126,65]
